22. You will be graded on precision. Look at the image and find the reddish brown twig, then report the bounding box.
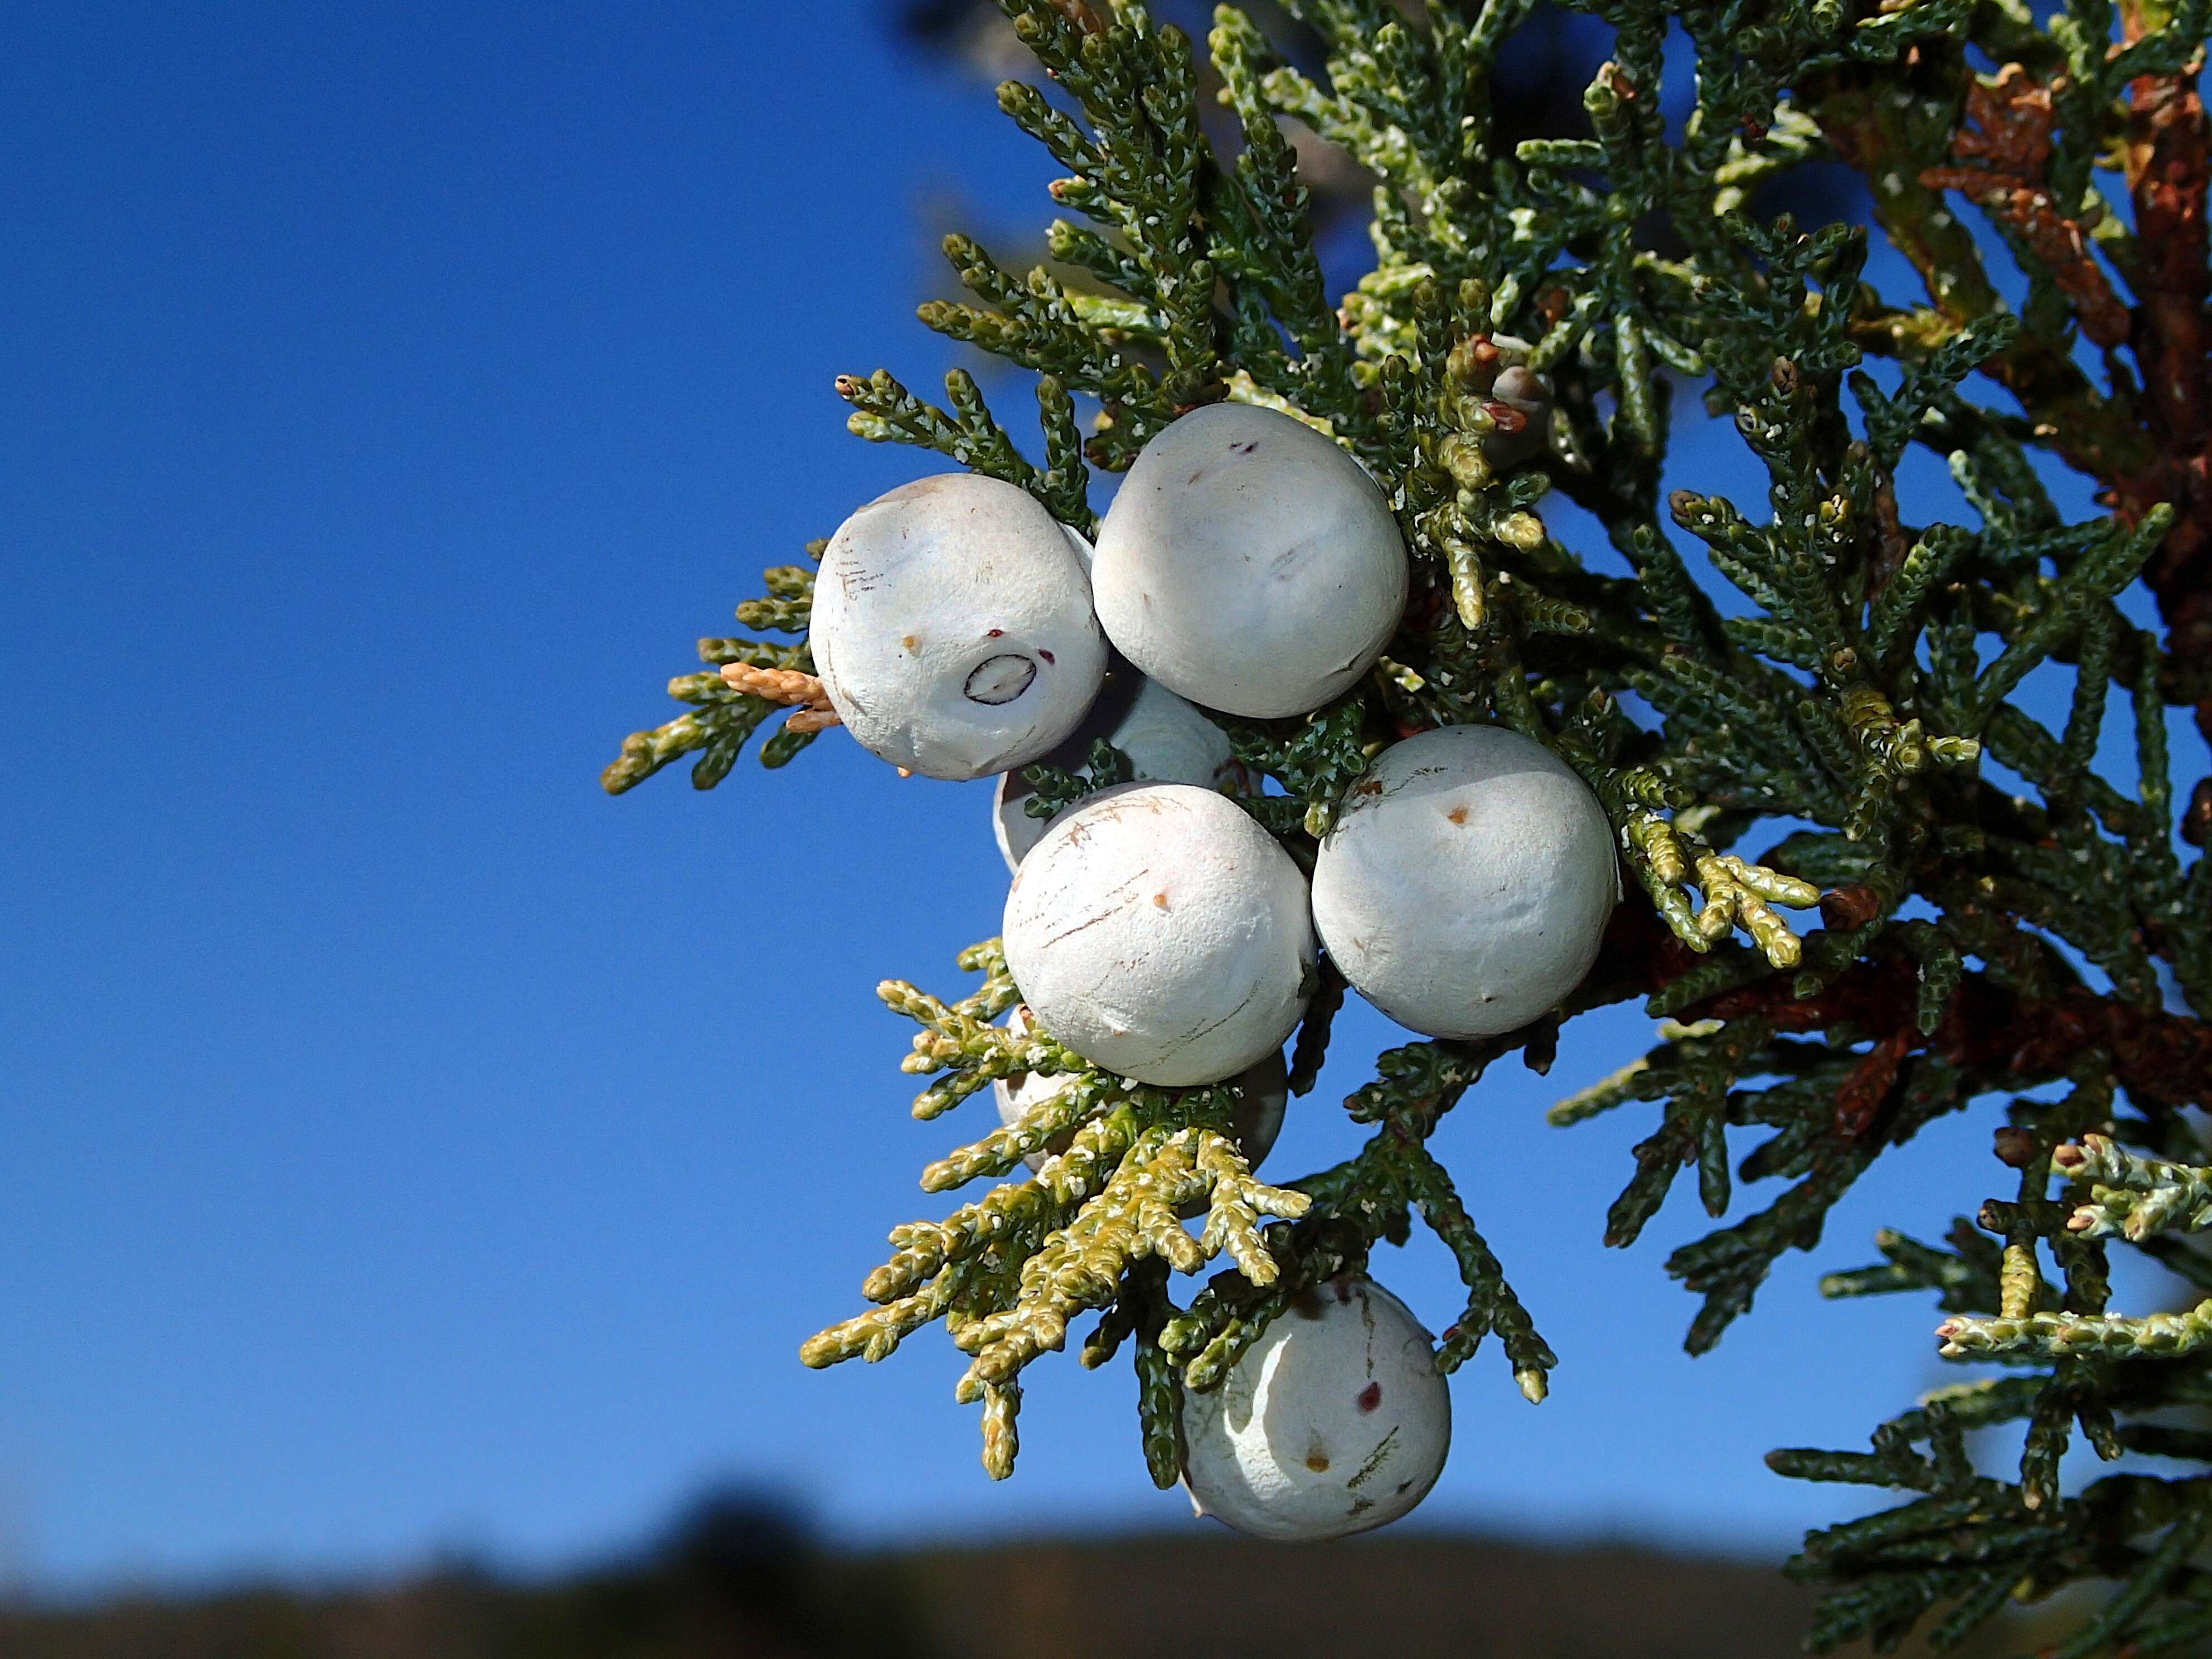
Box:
[1918,69,2131,348]
[1835,1026,1915,1137]
[1687,951,2212,1123]
[2112,14,2212,735]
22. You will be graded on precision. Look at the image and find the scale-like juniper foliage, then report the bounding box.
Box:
[608,1,2212,1649]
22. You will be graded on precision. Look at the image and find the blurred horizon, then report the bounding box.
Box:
[1,0,2197,1604]
[0,1475,1793,1606]
[2,1483,2036,1658]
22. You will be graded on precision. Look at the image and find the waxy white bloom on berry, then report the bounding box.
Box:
[1002,783,1316,1086]
[1181,1276,1449,1541]
[1312,724,1618,1040]
[811,474,1106,780]
[1091,404,1408,719]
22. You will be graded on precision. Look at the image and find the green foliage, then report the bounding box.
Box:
[608,0,2212,1648]
[603,550,825,792]
[1018,736,1136,821]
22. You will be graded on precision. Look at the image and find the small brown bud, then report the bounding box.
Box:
[1820,883,1881,930]
[1521,1021,1560,1077]
[2182,777,2212,847]
[1992,1127,2038,1168]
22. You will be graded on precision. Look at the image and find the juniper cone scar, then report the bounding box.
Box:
[810,473,1106,781]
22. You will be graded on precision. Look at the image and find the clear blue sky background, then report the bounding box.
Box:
[0,0,2195,1597]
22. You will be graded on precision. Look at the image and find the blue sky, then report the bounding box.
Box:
[0,0,2196,1596]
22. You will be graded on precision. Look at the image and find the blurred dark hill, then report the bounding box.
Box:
[0,1491,2044,1659]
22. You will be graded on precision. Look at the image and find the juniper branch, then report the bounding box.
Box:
[600,0,2212,1636]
